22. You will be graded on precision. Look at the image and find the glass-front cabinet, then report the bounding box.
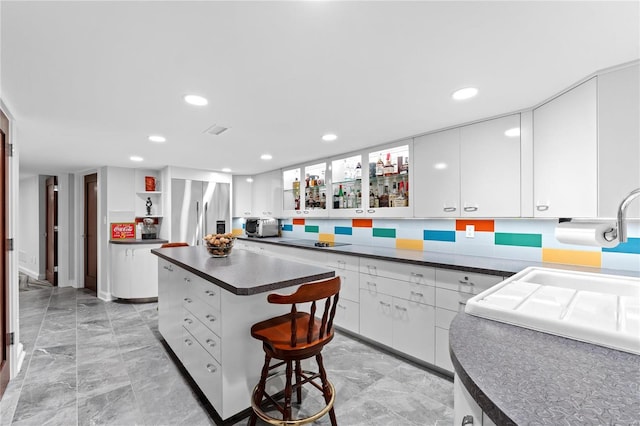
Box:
[282,163,328,217]
[330,154,364,217]
[365,142,412,217]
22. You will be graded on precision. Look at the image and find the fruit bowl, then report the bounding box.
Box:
[203,233,235,258]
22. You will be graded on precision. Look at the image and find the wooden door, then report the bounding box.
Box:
[0,110,10,397]
[45,176,58,285]
[84,173,98,293]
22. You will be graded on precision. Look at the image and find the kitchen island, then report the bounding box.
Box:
[449,312,640,425]
[152,246,335,423]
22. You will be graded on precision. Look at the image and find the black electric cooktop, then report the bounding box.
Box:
[284,239,351,248]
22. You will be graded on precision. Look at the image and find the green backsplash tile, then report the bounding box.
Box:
[304,225,319,233]
[373,228,396,238]
[495,232,542,248]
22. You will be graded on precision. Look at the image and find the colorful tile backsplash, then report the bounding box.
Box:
[233,218,640,273]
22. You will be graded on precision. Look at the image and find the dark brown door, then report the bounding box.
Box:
[84,173,98,293]
[0,110,11,398]
[45,176,58,286]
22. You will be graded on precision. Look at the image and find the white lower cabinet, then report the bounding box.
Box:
[434,270,503,372]
[182,327,223,410]
[392,298,435,362]
[454,375,497,426]
[110,243,162,299]
[158,259,182,355]
[359,290,393,346]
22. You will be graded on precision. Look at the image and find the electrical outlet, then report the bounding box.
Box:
[465,225,475,238]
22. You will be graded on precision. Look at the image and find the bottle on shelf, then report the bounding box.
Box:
[333,188,339,209]
[369,190,375,208]
[376,155,384,176]
[356,190,362,208]
[384,153,394,176]
[379,185,390,207]
[338,184,345,209]
[293,177,300,190]
[355,162,362,180]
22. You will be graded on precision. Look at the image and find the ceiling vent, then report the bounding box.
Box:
[203,124,229,136]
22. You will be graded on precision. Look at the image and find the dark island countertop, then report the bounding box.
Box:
[449,312,640,425]
[152,246,335,296]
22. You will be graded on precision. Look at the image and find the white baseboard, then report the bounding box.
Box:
[18,266,39,280]
[12,342,25,379]
[98,290,113,302]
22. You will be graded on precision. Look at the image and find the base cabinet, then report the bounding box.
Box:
[454,375,497,426]
[110,243,162,299]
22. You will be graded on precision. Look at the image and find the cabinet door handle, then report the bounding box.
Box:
[443,207,457,212]
[163,265,169,270]
[337,304,347,310]
[205,290,216,297]
[411,272,423,278]
[205,314,217,322]
[183,298,192,303]
[366,281,376,287]
[458,280,474,286]
[536,204,549,211]
[462,415,474,426]
[458,301,467,312]
[463,206,478,212]
[184,338,193,346]
[303,210,309,214]
[206,338,216,347]
[167,265,173,272]
[206,363,218,373]
[355,209,364,214]
[183,318,193,324]
[395,305,407,311]
[367,209,375,213]
[367,265,377,275]
[184,277,191,283]
[410,291,423,298]
[296,211,302,215]
[379,301,391,307]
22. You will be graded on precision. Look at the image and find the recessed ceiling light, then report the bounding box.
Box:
[130,156,144,162]
[246,177,254,183]
[221,168,232,173]
[434,162,448,170]
[322,133,337,142]
[451,87,478,101]
[184,94,208,106]
[504,127,521,137]
[260,154,273,160]
[148,135,166,143]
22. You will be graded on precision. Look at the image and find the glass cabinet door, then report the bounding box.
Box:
[330,154,364,217]
[367,143,412,217]
[302,162,328,216]
[282,167,301,214]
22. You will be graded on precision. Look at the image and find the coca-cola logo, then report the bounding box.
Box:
[111,223,136,239]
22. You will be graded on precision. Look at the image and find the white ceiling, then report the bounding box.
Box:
[2,1,639,178]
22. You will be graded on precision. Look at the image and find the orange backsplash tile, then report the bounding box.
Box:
[352,218,373,228]
[292,218,305,225]
[455,219,495,232]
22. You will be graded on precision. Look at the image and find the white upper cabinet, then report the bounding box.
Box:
[460,114,521,217]
[253,169,283,218]
[533,77,598,218]
[232,175,253,218]
[414,128,460,217]
[414,114,521,218]
[330,153,365,218]
[597,63,640,219]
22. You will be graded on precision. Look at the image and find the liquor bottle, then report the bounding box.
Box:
[376,155,384,176]
[333,188,339,209]
[338,185,344,209]
[379,185,389,207]
[356,190,362,208]
[369,190,375,207]
[346,189,353,209]
[384,153,393,176]
[355,162,362,179]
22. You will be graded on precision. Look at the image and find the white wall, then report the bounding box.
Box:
[17,176,40,279]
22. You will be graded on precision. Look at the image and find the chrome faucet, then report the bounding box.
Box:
[608,188,640,244]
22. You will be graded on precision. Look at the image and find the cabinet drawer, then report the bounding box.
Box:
[182,328,222,410]
[183,296,222,337]
[335,269,359,302]
[359,290,393,347]
[435,327,453,372]
[435,307,458,330]
[182,311,222,363]
[334,298,359,334]
[183,272,221,311]
[435,269,502,295]
[360,274,435,306]
[360,258,435,285]
[391,298,435,363]
[435,287,472,313]
[326,253,359,272]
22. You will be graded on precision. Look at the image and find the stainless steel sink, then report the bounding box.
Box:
[465,267,640,354]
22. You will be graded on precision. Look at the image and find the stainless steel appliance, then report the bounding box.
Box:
[245,217,279,237]
[171,179,231,246]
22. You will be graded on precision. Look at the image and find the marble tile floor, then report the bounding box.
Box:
[0,286,454,426]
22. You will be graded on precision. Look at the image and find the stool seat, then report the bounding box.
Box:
[249,276,341,426]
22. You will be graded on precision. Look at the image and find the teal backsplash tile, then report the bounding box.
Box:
[372,228,396,238]
[495,232,542,248]
[335,226,352,235]
[305,225,319,233]
[424,230,456,242]
[602,237,640,254]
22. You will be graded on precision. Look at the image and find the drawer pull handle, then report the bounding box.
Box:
[183,318,193,324]
[367,282,376,287]
[463,206,478,212]
[410,291,423,297]
[443,207,457,212]
[458,280,474,286]
[168,266,173,271]
[206,338,216,347]
[411,272,424,278]
[395,305,407,311]
[338,304,347,310]
[184,278,191,283]
[183,297,192,303]
[206,314,217,322]
[458,301,467,312]
[367,209,375,213]
[163,265,169,270]
[536,204,549,211]
[367,265,377,275]
[184,338,193,346]
[206,363,218,373]
[379,301,391,307]
[205,290,216,297]
[355,209,364,213]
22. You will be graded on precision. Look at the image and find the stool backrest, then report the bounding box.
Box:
[267,276,341,347]
[161,242,189,248]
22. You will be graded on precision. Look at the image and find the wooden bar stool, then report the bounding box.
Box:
[249,276,341,426]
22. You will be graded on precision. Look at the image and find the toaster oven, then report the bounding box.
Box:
[245,218,279,237]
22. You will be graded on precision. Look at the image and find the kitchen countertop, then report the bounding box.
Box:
[449,312,640,425]
[110,239,169,245]
[151,246,335,295]
[238,236,637,277]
